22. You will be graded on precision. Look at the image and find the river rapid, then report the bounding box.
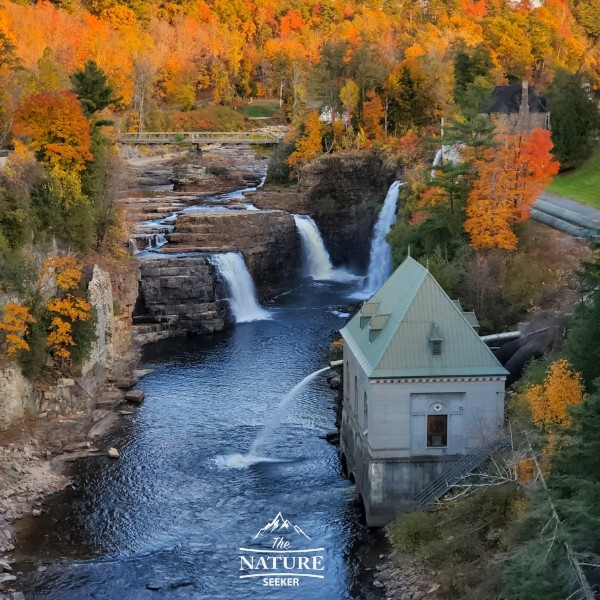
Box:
[13,161,389,599]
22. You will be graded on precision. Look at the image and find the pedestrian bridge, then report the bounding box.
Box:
[117,131,281,145]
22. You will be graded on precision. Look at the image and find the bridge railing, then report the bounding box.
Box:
[117,131,281,144]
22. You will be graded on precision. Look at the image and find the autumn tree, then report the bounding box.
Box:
[38,255,93,362]
[464,151,518,250]
[524,359,586,430]
[12,91,92,173]
[360,90,384,140]
[287,110,323,180]
[464,128,559,249]
[339,79,359,129]
[0,303,36,357]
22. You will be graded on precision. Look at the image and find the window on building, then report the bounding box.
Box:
[363,392,368,432]
[432,340,442,355]
[354,376,358,414]
[427,414,447,447]
[345,362,349,396]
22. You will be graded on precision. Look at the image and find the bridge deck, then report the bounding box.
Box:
[117,131,280,145]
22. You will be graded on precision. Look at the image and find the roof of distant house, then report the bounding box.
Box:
[341,257,508,378]
[479,83,548,114]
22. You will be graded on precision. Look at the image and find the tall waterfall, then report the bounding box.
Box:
[210,252,271,323]
[362,181,402,296]
[293,215,357,282]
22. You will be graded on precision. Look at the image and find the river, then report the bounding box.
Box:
[14,265,388,598]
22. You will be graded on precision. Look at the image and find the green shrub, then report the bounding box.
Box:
[265,142,294,185]
[389,510,440,553]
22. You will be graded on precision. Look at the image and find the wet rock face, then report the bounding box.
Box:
[251,150,399,274]
[133,256,232,344]
[166,210,301,297]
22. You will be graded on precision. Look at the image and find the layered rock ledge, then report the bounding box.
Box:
[165,209,301,297]
[133,255,231,344]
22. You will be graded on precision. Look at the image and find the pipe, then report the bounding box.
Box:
[330,360,343,368]
[480,331,521,343]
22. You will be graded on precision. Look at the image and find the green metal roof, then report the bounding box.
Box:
[341,257,508,378]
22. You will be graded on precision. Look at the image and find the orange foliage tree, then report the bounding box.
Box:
[360,89,384,140]
[12,91,92,173]
[524,358,586,430]
[464,128,559,250]
[287,110,323,178]
[0,303,36,357]
[464,152,519,250]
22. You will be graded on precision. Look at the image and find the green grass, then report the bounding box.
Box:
[241,101,281,118]
[549,146,600,207]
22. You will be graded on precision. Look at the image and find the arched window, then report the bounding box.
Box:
[363,392,368,432]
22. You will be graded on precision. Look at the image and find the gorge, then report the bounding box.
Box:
[6,147,401,600]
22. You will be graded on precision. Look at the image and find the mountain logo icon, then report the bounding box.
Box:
[253,512,311,541]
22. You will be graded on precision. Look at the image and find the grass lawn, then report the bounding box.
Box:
[241,100,282,118]
[549,146,600,207]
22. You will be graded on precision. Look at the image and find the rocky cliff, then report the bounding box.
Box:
[0,261,139,432]
[133,255,232,344]
[166,209,301,297]
[250,149,400,273]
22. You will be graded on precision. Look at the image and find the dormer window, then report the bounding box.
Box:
[429,322,443,356]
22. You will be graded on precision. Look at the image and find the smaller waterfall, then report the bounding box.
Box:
[210,252,270,323]
[128,238,139,255]
[294,215,358,282]
[249,366,330,455]
[361,181,402,296]
[153,233,167,249]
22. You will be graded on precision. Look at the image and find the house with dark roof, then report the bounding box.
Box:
[339,257,508,526]
[478,80,550,133]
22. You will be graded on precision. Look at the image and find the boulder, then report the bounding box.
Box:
[108,447,120,459]
[125,389,145,403]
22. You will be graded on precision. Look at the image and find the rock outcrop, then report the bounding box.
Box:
[133,255,232,344]
[250,149,399,273]
[165,210,301,297]
[0,260,139,432]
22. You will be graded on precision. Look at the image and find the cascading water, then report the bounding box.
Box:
[220,366,331,468]
[361,181,402,296]
[153,233,167,249]
[209,252,270,323]
[294,215,358,282]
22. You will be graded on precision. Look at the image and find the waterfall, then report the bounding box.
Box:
[293,215,357,282]
[153,233,167,249]
[210,252,270,323]
[362,181,402,296]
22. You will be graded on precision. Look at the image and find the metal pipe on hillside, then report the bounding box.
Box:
[479,331,521,343]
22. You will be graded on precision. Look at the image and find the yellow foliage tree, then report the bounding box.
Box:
[0,303,36,357]
[287,110,323,178]
[38,255,92,361]
[524,359,586,430]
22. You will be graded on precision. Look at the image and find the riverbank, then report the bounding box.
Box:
[0,367,156,598]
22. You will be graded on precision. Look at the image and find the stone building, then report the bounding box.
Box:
[339,257,508,526]
[478,80,550,133]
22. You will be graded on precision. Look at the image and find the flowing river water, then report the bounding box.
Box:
[12,161,393,599]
